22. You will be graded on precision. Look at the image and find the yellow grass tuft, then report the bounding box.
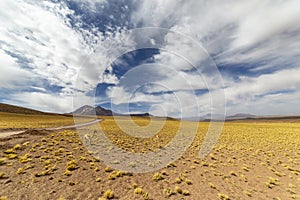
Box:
[103,189,114,199]
[0,158,7,165]
[153,172,164,181]
[218,193,229,200]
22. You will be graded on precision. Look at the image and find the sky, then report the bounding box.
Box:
[0,0,300,118]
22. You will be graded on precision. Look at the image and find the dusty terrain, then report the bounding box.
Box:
[0,112,93,131]
[0,116,300,200]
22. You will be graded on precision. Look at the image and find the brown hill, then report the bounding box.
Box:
[0,103,48,115]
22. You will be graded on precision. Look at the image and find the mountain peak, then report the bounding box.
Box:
[71,105,113,116]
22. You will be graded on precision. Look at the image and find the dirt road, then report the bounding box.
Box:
[0,119,102,139]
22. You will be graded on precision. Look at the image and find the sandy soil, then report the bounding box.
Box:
[0,121,299,200]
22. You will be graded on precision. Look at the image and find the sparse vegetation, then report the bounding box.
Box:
[134,187,144,195]
[182,189,190,196]
[66,160,78,171]
[153,172,164,181]
[0,172,5,178]
[174,185,182,194]
[0,158,7,165]
[103,189,114,199]
[218,193,229,200]
[0,116,300,199]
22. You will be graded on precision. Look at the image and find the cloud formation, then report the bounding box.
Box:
[0,0,299,117]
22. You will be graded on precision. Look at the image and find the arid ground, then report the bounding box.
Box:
[0,114,300,200]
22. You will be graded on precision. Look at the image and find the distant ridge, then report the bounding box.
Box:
[226,113,257,120]
[0,103,48,115]
[2,103,298,122]
[129,112,151,117]
[70,105,152,117]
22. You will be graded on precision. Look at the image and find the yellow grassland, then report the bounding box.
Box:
[0,112,92,129]
[0,116,299,199]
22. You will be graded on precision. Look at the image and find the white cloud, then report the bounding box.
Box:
[226,90,300,116]
[1,0,299,116]
[131,0,181,28]
[72,0,107,13]
[225,67,300,103]
[0,0,135,112]
[108,84,202,118]
[128,0,300,116]
[0,0,86,89]
[232,0,300,48]
[99,73,119,85]
[0,50,33,88]
[131,0,300,68]
[6,91,92,113]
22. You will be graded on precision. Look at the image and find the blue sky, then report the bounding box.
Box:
[0,0,300,118]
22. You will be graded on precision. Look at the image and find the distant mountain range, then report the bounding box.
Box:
[70,105,151,117]
[0,103,299,122]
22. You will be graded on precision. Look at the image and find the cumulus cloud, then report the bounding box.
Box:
[1,0,299,116]
[6,91,92,113]
[0,50,33,88]
[225,67,300,103]
[231,0,300,48]
[0,1,84,89]
[0,0,135,112]
[127,0,300,116]
[72,0,107,11]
